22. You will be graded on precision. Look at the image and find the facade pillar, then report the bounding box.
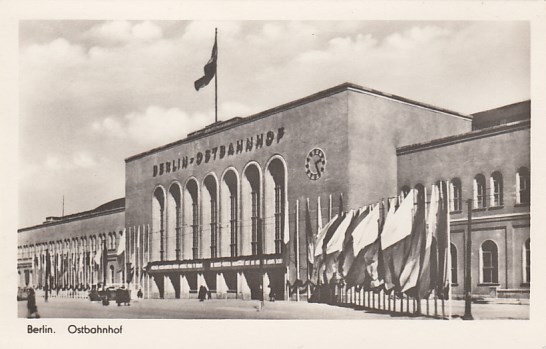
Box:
[237,271,251,300]
[180,274,191,299]
[216,272,229,299]
[164,274,176,299]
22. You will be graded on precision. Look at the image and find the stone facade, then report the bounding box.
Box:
[17,83,529,301]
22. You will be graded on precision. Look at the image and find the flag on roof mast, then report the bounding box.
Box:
[194,29,218,91]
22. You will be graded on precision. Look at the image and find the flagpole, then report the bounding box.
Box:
[124,228,127,288]
[215,27,218,123]
[295,200,300,302]
[447,180,452,320]
[306,198,311,300]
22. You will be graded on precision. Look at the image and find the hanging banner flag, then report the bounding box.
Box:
[416,184,439,298]
[117,228,126,255]
[399,193,427,295]
[194,32,218,91]
[380,194,414,292]
[93,246,102,265]
[283,200,290,245]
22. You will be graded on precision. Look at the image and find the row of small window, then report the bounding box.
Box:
[401,167,530,211]
[451,238,530,285]
[18,233,121,259]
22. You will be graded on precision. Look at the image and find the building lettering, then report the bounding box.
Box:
[152,127,286,177]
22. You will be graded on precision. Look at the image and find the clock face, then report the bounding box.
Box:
[305,148,326,180]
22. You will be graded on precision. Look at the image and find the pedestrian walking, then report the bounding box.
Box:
[198,286,206,301]
[27,288,40,318]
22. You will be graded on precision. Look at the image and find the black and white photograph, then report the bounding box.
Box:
[2,1,546,348]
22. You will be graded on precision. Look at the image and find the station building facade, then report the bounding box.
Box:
[17,83,530,300]
[397,101,530,298]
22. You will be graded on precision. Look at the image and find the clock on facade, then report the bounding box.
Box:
[305,148,326,180]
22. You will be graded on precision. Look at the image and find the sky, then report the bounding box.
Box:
[18,20,530,228]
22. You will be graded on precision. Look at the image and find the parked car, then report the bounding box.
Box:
[17,287,29,301]
[89,285,131,306]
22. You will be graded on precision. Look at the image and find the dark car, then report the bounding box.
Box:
[88,289,101,302]
[17,287,29,301]
[90,285,131,306]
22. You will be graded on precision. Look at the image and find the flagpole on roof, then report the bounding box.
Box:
[215,27,218,123]
[194,28,219,124]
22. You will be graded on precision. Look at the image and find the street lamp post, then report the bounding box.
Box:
[463,199,473,320]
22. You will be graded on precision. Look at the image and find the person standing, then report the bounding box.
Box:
[27,288,40,318]
[198,285,206,301]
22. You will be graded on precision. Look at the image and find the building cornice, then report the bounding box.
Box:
[17,207,125,233]
[125,82,470,163]
[450,212,530,226]
[397,119,530,156]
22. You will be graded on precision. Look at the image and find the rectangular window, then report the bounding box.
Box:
[251,191,259,255]
[453,186,461,211]
[175,206,181,260]
[482,250,498,283]
[520,177,530,204]
[482,250,493,283]
[230,195,238,257]
[210,199,218,258]
[274,184,283,254]
[192,203,199,259]
[160,209,165,260]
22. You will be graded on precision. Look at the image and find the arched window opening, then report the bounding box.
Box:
[480,240,498,284]
[153,187,166,261]
[517,167,530,204]
[243,164,262,256]
[473,174,487,208]
[185,179,199,260]
[490,171,503,207]
[450,178,462,212]
[265,158,286,255]
[400,186,410,198]
[203,175,219,259]
[168,183,182,260]
[221,169,239,258]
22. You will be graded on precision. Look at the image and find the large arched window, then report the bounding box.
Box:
[184,179,199,260]
[110,265,115,284]
[473,174,487,208]
[221,169,239,257]
[450,178,462,212]
[451,243,458,284]
[168,183,182,260]
[203,174,219,259]
[523,238,530,284]
[490,171,503,207]
[265,157,287,254]
[152,186,166,261]
[516,167,530,204]
[480,240,498,284]
[242,163,262,256]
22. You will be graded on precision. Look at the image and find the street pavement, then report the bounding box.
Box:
[18,296,529,320]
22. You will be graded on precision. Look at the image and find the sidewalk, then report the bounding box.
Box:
[19,296,529,319]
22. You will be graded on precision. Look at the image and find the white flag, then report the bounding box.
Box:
[352,203,381,256]
[93,248,102,265]
[313,214,339,257]
[380,190,416,249]
[325,210,355,254]
[117,228,126,255]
